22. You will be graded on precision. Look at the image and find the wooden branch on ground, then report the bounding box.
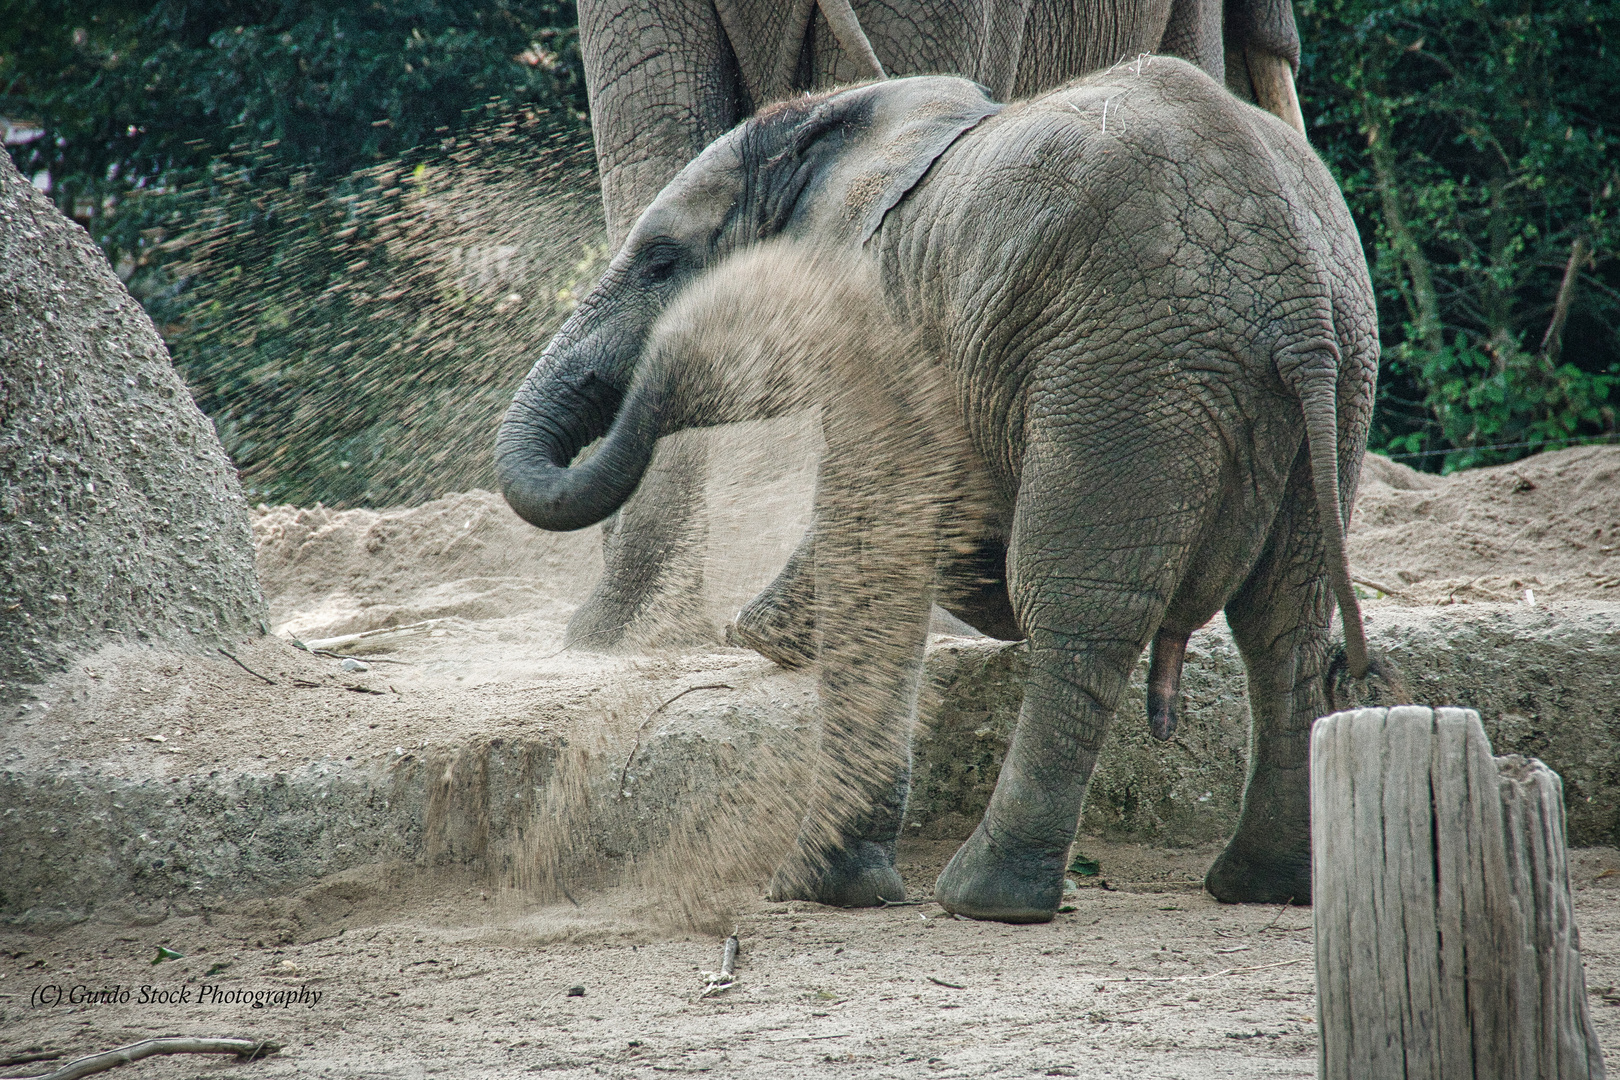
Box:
[0,1038,279,1080]
[217,648,275,684]
[1313,705,1604,1078]
[1351,575,1403,597]
[700,934,741,997]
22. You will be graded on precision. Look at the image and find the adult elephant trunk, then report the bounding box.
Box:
[494,355,663,532]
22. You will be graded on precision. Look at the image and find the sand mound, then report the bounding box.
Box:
[250,444,1620,646]
[1351,446,1620,603]
[252,489,603,640]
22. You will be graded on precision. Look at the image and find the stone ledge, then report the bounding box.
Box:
[5,602,1615,924]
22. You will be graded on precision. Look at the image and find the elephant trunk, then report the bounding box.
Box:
[494,359,662,532]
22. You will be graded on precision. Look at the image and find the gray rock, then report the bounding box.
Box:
[0,153,266,702]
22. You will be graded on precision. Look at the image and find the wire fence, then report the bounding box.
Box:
[1381,432,1620,462]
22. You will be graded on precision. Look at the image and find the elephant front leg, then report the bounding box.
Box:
[727,528,817,669]
[732,526,1022,669]
[765,625,931,905]
[766,761,913,908]
[767,477,937,907]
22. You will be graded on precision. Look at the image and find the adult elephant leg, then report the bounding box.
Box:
[565,0,747,651]
[564,430,717,651]
[1205,446,1332,905]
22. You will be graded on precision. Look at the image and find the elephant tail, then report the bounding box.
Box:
[1281,347,1369,680]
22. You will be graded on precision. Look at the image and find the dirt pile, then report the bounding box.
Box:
[251,489,603,641]
[1352,446,1620,603]
[248,446,1620,648]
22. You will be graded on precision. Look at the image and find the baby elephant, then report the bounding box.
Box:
[497,57,1385,922]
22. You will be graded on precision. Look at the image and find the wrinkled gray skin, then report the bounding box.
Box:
[568,0,1309,651]
[498,60,1379,921]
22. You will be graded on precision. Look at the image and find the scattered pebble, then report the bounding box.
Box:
[341,658,370,672]
[567,985,586,997]
[144,734,166,743]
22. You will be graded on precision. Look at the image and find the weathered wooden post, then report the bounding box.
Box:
[1312,706,1605,1079]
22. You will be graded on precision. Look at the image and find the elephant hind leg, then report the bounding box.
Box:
[1206,446,1328,906]
[936,425,1227,922]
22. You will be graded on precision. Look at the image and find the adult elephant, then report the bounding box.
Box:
[564,0,1309,651]
[497,61,1389,920]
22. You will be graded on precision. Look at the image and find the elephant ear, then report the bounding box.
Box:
[778,77,1002,246]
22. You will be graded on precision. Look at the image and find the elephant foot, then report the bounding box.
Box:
[727,587,815,670]
[768,840,905,907]
[565,592,716,652]
[1204,842,1311,905]
[934,823,1065,924]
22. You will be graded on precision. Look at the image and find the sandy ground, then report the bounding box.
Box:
[1352,445,1620,602]
[7,842,1620,1079]
[5,445,1620,1077]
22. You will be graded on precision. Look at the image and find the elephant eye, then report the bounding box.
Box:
[638,243,683,286]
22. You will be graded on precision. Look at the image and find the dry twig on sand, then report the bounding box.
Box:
[217,648,275,684]
[299,619,458,653]
[618,684,732,797]
[1351,575,1403,597]
[0,1038,279,1080]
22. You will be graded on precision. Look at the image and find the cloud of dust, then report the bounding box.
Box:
[493,243,996,933]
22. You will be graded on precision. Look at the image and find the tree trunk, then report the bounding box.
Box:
[1540,236,1592,365]
[1313,705,1604,1079]
[1361,103,1443,357]
[0,153,266,700]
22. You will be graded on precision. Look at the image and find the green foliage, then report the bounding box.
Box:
[2,0,587,263]
[2,0,597,506]
[1296,0,1620,470]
